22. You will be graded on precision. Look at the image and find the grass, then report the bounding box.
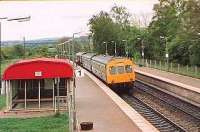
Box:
[0,114,69,132]
[137,60,200,79]
[0,95,6,110]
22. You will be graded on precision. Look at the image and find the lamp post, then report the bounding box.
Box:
[160,36,169,70]
[72,31,82,131]
[122,40,127,57]
[103,41,108,55]
[111,41,117,56]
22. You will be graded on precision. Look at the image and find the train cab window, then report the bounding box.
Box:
[117,66,125,74]
[110,66,117,75]
[125,65,132,73]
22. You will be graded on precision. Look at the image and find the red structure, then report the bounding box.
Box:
[3,58,73,80]
[2,58,73,111]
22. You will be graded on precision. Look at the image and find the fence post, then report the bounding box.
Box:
[170,62,172,71]
[150,60,152,68]
[187,65,189,73]
[160,61,161,70]
[178,64,180,73]
[195,66,197,75]
[145,59,148,67]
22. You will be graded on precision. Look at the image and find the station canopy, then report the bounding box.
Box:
[2,58,73,80]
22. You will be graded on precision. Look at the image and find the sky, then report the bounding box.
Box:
[0,0,158,41]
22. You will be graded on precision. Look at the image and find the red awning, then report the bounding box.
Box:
[2,58,73,80]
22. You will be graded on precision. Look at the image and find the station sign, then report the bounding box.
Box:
[75,69,84,77]
[35,71,42,77]
[166,53,169,58]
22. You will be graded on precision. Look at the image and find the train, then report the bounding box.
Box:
[76,52,136,93]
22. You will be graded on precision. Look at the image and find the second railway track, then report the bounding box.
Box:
[122,95,185,132]
[120,81,200,132]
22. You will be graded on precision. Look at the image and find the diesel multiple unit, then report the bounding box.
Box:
[76,52,136,92]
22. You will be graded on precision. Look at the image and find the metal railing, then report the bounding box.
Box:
[136,59,200,79]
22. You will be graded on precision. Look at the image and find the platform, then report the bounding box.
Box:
[135,66,200,88]
[135,66,200,107]
[75,68,158,132]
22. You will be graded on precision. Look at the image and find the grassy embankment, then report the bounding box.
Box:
[0,114,69,132]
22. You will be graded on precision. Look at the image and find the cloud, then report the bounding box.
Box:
[0,0,158,41]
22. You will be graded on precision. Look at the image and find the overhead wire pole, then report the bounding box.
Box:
[122,40,127,57]
[103,41,107,55]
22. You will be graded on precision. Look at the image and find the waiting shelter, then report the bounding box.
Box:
[2,58,73,111]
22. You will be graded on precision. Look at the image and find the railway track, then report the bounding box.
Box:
[122,95,185,132]
[134,81,200,121]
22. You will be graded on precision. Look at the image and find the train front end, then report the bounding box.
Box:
[106,58,135,93]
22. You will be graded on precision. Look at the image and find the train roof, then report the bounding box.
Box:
[92,55,131,64]
[92,55,114,64]
[76,52,86,56]
[82,53,96,59]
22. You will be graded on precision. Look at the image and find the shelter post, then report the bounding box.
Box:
[53,80,55,109]
[57,78,60,113]
[24,80,27,110]
[39,80,41,109]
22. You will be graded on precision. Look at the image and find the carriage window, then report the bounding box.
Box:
[125,65,132,73]
[117,66,125,74]
[110,66,117,75]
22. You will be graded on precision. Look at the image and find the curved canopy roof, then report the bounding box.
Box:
[2,58,73,80]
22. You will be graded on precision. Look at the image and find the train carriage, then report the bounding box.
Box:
[80,53,135,93]
[76,52,86,65]
[91,55,135,85]
[81,53,96,71]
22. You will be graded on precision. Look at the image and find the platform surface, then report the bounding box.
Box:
[76,75,141,132]
[135,66,200,88]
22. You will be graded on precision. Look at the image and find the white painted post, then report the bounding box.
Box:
[10,80,12,110]
[39,80,41,109]
[178,64,180,73]
[150,60,152,68]
[25,81,27,110]
[67,80,72,132]
[195,66,197,75]
[57,78,60,113]
[53,80,55,109]
[145,59,148,67]
[187,65,189,73]
[170,62,172,71]
[6,81,8,110]
[8,81,10,110]
[160,61,162,69]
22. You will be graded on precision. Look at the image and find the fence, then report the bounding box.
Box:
[136,59,200,79]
